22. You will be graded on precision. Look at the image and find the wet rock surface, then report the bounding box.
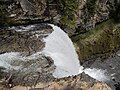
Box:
[72,19,120,90]
[0,0,120,90]
[0,73,112,90]
[82,49,120,90]
[0,24,52,54]
[0,24,113,90]
[0,24,56,87]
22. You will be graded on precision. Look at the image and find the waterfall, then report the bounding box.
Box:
[42,24,83,78]
[0,24,109,82]
[42,24,109,81]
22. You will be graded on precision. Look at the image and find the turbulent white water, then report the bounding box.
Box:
[43,24,109,81]
[0,52,43,71]
[0,52,22,70]
[0,24,109,82]
[84,68,109,82]
[42,24,81,78]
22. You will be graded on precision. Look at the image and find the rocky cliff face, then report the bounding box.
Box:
[76,0,115,32]
[72,20,120,61]
[0,0,120,33]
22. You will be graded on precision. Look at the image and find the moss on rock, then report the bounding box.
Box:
[72,20,120,62]
[58,0,79,29]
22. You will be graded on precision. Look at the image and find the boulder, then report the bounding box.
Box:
[1,73,112,90]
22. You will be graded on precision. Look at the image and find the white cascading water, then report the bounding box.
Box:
[0,24,109,82]
[42,24,83,78]
[42,24,109,81]
[0,52,21,70]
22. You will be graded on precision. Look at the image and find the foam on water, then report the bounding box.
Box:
[0,52,22,70]
[84,68,109,82]
[9,25,35,32]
